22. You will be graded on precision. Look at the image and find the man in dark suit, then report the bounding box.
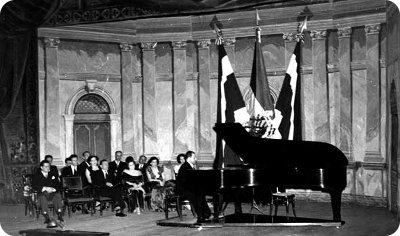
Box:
[61,154,90,214]
[109,151,128,184]
[177,151,212,223]
[44,155,59,180]
[61,155,81,177]
[92,159,126,217]
[78,151,91,186]
[32,160,64,223]
[78,151,90,171]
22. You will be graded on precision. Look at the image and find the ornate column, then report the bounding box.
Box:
[310,30,330,143]
[120,43,135,157]
[224,38,236,69]
[63,114,75,159]
[365,24,382,162]
[141,42,158,155]
[283,33,298,68]
[109,114,121,160]
[172,41,188,154]
[197,40,212,160]
[338,27,353,159]
[44,38,62,165]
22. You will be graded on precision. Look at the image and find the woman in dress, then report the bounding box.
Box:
[122,159,145,214]
[173,153,186,178]
[85,155,101,185]
[146,156,165,211]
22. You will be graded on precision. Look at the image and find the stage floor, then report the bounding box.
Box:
[156,213,343,228]
[1,200,398,236]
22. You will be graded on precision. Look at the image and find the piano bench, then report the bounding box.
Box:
[270,193,296,220]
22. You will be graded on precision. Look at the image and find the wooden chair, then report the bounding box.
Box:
[22,174,34,217]
[92,186,114,216]
[62,176,94,218]
[22,174,55,219]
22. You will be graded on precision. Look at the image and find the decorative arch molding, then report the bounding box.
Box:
[65,86,117,115]
[63,86,121,160]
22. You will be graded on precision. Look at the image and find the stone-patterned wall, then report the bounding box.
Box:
[36,5,390,205]
[386,1,400,214]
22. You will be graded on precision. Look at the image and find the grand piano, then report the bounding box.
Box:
[187,123,348,224]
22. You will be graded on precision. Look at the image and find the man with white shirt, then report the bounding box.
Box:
[109,151,128,184]
[32,160,63,223]
[92,159,126,217]
[61,154,90,214]
[61,155,81,177]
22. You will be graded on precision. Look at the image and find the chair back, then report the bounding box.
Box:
[62,176,83,191]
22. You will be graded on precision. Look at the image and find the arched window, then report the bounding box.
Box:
[74,94,110,114]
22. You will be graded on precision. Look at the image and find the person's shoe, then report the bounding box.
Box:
[196,217,205,224]
[115,212,127,217]
[82,209,90,214]
[43,213,50,224]
[76,205,82,211]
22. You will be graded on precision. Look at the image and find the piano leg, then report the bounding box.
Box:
[213,192,223,219]
[329,190,342,222]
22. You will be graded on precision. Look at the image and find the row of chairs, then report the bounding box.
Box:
[22,175,124,219]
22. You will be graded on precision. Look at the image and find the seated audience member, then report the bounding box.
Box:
[109,151,128,184]
[146,156,165,211]
[32,160,64,223]
[44,155,59,180]
[79,151,91,186]
[135,155,147,173]
[85,156,126,217]
[125,156,134,164]
[122,159,145,214]
[79,151,91,171]
[61,155,81,177]
[173,153,186,178]
[177,151,212,223]
[61,154,90,214]
[65,157,72,167]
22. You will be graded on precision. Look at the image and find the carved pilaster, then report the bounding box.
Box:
[197,40,210,49]
[141,42,157,50]
[283,32,297,42]
[338,27,352,38]
[172,41,187,49]
[310,30,328,40]
[365,24,381,35]
[223,38,236,47]
[43,38,60,48]
[119,43,134,52]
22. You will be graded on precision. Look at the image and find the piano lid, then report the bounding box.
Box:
[213,123,348,168]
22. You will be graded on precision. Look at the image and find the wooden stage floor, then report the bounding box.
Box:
[1,200,398,236]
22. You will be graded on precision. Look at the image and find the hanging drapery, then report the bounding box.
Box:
[0,0,63,181]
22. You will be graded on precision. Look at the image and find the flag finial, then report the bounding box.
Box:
[210,15,224,45]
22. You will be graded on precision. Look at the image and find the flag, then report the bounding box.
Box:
[274,42,302,140]
[214,41,250,169]
[246,20,274,119]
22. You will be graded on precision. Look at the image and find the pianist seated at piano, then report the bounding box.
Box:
[176,151,213,223]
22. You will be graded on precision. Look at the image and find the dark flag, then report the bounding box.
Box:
[275,42,302,140]
[214,35,250,169]
[246,14,275,118]
[274,17,307,140]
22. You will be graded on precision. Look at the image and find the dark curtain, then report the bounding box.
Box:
[0,0,63,180]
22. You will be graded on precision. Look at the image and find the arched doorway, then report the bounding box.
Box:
[73,93,111,160]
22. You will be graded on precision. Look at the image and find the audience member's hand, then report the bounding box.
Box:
[106,182,113,187]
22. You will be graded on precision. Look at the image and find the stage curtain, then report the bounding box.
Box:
[0,0,63,181]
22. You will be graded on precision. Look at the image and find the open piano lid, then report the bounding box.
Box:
[213,123,348,169]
